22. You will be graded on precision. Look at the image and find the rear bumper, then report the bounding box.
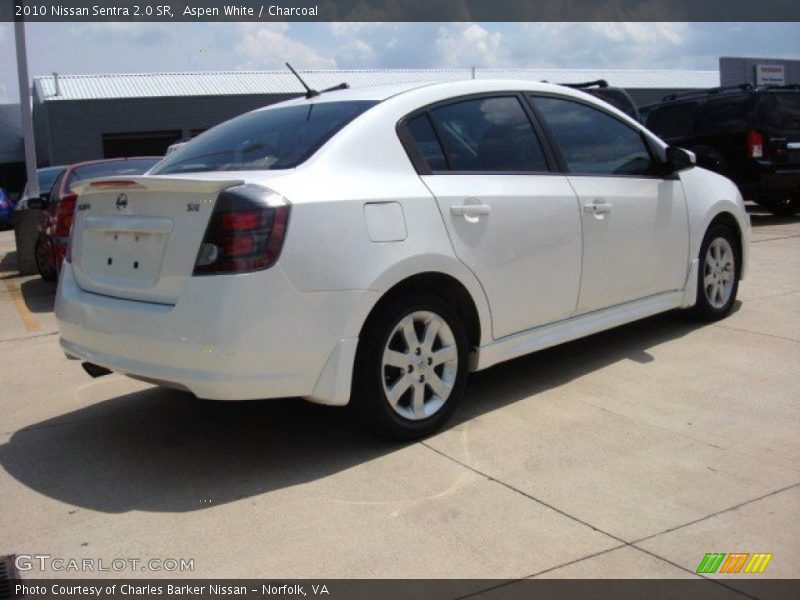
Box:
[55,262,374,403]
[739,166,800,201]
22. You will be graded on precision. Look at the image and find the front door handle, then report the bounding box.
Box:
[451,204,491,218]
[583,201,612,216]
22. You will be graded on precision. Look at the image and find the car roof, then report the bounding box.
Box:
[641,86,800,111]
[254,81,440,109]
[258,79,616,110]
[268,79,608,105]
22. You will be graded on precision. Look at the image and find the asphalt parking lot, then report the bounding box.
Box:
[0,207,798,587]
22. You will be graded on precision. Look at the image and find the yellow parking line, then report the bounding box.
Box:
[3,279,41,333]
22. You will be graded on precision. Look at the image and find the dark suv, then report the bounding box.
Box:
[641,84,800,215]
[560,80,640,121]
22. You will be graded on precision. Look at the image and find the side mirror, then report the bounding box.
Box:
[666,146,696,173]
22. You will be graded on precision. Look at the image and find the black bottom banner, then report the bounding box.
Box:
[6,579,800,600]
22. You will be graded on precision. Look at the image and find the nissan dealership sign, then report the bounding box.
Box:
[720,57,798,87]
[755,64,786,86]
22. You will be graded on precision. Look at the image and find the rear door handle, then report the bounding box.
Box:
[451,204,491,217]
[583,201,612,216]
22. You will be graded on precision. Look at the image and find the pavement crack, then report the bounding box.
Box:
[457,546,759,600]
[425,443,797,598]
[420,440,628,544]
[751,233,800,244]
[742,289,800,302]
[525,543,628,577]
[623,545,762,600]
[630,481,800,545]
[711,323,800,344]
[0,331,59,344]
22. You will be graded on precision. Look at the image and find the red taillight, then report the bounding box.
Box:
[54,192,78,237]
[747,130,764,159]
[219,210,268,232]
[193,184,290,275]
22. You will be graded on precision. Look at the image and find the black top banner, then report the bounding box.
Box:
[3,0,800,22]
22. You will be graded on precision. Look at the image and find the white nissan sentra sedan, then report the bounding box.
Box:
[55,80,749,439]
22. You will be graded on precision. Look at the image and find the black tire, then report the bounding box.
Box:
[762,196,800,217]
[688,224,740,322]
[351,293,469,440]
[35,236,57,282]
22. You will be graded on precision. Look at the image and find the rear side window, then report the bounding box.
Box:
[531,96,655,176]
[759,92,800,131]
[696,96,753,136]
[648,103,697,140]
[405,114,448,171]
[153,101,377,174]
[427,96,548,172]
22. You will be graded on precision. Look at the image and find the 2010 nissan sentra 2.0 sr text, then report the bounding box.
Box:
[55,80,750,439]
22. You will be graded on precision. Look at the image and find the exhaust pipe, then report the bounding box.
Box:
[82,362,112,378]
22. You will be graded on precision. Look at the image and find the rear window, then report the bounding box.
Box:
[760,92,800,130]
[152,101,377,175]
[37,167,65,192]
[69,159,161,190]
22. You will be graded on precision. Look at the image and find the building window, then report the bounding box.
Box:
[102,130,183,159]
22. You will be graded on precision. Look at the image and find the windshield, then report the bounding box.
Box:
[152,101,377,175]
[69,159,161,190]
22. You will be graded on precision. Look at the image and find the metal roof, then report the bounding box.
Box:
[33,68,721,102]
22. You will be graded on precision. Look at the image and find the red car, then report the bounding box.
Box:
[35,157,162,281]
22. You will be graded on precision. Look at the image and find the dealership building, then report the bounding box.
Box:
[27,67,721,168]
[0,58,797,193]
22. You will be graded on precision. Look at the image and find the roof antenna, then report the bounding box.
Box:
[286,62,319,98]
[286,62,350,99]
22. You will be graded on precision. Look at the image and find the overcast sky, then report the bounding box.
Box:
[1,22,799,102]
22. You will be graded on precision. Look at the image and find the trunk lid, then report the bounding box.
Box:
[69,176,243,304]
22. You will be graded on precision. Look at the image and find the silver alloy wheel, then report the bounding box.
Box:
[381,310,459,421]
[703,237,735,309]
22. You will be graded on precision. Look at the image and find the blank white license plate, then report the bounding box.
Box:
[83,230,167,286]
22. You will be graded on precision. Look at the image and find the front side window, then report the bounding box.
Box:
[153,101,377,175]
[531,96,656,176]
[426,96,548,172]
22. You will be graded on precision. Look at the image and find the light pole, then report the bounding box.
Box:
[14,17,38,198]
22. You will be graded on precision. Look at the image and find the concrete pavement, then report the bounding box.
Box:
[0,208,798,588]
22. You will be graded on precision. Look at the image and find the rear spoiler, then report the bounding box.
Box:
[71,176,245,197]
